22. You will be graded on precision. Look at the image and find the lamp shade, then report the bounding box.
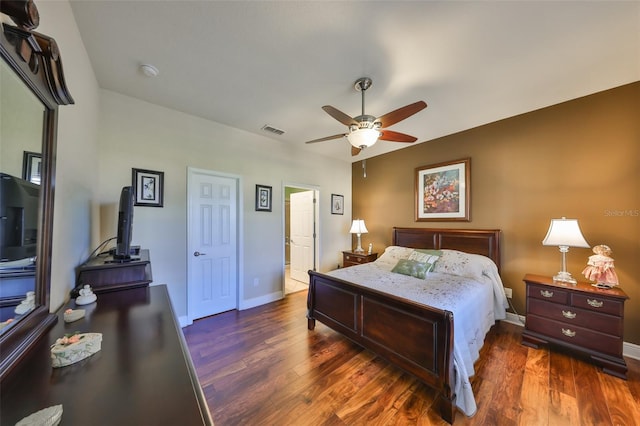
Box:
[349,219,368,234]
[542,217,589,248]
[347,128,379,149]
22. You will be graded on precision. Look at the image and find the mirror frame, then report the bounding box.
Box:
[0,0,73,380]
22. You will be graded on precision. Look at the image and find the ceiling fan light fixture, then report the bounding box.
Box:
[347,128,379,149]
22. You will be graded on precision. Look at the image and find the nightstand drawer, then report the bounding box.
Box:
[527,284,569,304]
[343,252,378,267]
[344,254,367,264]
[528,298,622,336]
[571,293,623,316]
[526,315,622,357]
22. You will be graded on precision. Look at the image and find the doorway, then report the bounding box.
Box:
[284,184,318,294]
[187,168,240,321]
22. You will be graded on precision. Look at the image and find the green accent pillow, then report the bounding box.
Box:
[391,259,433,279]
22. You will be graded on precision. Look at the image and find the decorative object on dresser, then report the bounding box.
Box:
[542,217,590,284]
[63,309,85,323]
[582,244,619,288]
[521,273,628,379]
[50,332,102,368]
[342,251,377,267]
[349,219,368,253]
[74,286,97,306]
[15,404,63,426]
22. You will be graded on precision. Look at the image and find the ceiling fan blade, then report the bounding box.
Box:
[376,101,427,128]
[305,133,346,144]
[322,105,358,126]
[378,130,418,143]
[351,146,362,156]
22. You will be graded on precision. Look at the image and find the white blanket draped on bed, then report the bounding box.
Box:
[325,248,508,417]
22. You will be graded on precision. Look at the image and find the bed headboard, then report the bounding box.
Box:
[392,227,501,272]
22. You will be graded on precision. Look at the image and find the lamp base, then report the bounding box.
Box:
[553,271,577,285]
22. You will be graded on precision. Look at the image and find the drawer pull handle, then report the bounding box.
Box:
[562,310,576,319]
[540,290,554,298]
[587,298,604,308]
[561,328,576,338]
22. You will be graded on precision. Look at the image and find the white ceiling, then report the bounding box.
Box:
[68,1,639,163]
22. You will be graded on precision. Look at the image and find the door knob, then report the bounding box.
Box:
[194,251,206,257]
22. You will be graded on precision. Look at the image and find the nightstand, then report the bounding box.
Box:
[342,251,378,267]
[521,273,628,379]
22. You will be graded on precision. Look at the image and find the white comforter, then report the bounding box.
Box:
[325,249,508,417]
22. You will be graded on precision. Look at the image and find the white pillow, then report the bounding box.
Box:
[375,246,415,269]
[432,249,492,280]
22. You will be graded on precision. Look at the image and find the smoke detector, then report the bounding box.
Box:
[140,64,159,77]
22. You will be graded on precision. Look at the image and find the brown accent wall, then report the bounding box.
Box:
[352,82,640,345]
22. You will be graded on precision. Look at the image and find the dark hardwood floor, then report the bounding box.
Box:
[184,290,640,425]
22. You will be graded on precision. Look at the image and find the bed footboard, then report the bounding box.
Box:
[307,270,456,424]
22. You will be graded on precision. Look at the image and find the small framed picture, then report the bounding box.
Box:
[255,184,272,212]
[22,151,42,184]
[132,168,164,207]
[331,194,344,215]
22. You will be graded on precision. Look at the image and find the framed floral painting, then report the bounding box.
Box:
[415,158,470,221]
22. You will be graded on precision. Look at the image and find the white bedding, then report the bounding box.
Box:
[325,248,508,417]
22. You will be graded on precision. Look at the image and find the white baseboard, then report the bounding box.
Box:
[501,313,640,360]
[179,316,192,328]
[239,291,283,310]
[179,292,284,328]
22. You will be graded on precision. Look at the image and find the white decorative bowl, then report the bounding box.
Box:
[50,333,102,368]
[15,404,63,426]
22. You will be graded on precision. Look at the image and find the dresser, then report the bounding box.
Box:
[342,251,378,267]
[521,273,628,379]
[0,285,213,425]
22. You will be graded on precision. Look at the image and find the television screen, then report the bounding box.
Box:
[0,173,39,266]
[114,186,134,261]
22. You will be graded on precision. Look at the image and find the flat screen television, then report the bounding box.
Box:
[114,186,134,262]
[0,173,39,268]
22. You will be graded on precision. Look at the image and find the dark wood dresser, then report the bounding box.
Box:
[342,251,378,267]
[522,273,628,379]
[0,285,213,425]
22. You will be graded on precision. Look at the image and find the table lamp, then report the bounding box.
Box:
[542,217,590,284]
[349,219,368,254]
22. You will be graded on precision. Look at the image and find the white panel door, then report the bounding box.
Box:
[188,170,237,320]
[290,191,315,283]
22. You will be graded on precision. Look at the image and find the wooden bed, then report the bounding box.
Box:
[307,227,501,424]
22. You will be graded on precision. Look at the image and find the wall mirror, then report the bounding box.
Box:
[0,0,73,379]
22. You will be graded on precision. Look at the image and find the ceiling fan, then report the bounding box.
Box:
[305,77,427,156]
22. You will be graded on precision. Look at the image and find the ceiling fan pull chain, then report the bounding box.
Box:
[362,159,367,178]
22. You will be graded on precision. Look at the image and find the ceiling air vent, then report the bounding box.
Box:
[261,124,285,136]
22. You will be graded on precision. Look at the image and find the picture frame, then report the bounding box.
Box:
[331,194,344,215]
[22,151,42,185]
[132,168,164,207]
[255,184,272,212]
[415,158,470,221]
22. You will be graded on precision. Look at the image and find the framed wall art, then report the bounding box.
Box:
[415,158,470,221]
[132,168,164,207]
[255,184,272,212]
[22,151,42,184]
[331,194,344,215]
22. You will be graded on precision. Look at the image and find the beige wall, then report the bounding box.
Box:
[352,82,640,345]
[97,90,352,320]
